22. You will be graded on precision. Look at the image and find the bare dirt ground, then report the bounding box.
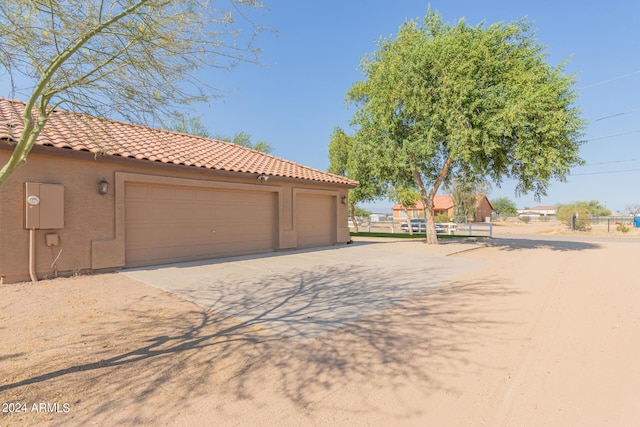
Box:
[2,231,640,426]
[492,218,640,237]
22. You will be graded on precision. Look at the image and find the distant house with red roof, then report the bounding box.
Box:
[0,97,357,283]
[392,194,493,223]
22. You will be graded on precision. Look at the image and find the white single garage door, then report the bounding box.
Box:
[125,183,275,267]
[296,193,336,248]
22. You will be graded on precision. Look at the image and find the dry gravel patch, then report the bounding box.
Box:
[1,273,272,426]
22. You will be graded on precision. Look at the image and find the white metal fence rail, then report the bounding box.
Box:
[349,220,493,237]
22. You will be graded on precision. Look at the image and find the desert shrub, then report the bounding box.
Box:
[617,223,630,233]
[557,201,610,229]
[434,213,450,223]
[572,210,593,231]
[519,216,531,223]
[576,221,592,231]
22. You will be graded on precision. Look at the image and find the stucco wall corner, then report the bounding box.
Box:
[337,226,351,244]
[91,239,125,270]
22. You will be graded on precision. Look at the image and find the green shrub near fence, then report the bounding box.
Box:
[434,213,450,223]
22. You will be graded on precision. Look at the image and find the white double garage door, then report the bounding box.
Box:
[124,182,336,267]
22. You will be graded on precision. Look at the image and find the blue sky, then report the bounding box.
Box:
[198,0,640,212]
[3,1,639,213]
[202,0,640,213]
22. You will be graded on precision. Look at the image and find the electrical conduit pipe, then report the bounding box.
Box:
[29,228,38,282]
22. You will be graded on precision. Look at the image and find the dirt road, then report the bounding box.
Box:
[1,236,639,426]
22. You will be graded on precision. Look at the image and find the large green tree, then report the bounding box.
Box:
[328,126,383,232]
[0,0,265,186]
[345,10,585,243]
[491,197,519,218]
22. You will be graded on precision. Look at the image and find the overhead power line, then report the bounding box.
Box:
[583,158,639,167]
[592,108,640,122]
[580,70,640,90]
[570,168,640,176]
[586,129,640,142]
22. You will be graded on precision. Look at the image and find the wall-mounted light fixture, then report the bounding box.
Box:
[341,195,347,205]
[98,178,109,195]
[257,174,269,182]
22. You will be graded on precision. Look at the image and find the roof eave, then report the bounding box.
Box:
[2,143,358,188]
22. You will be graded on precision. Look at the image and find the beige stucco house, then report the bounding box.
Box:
[0,98,357,283]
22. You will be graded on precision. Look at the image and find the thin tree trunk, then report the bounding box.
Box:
[403,207,413,235]
[411,156,454,244]
[349,201,359,233]
[0,102,44,186]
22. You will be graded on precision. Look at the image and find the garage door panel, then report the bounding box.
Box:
[296,194,336,248]
[173,187,194,201]
[148,246,172,261]
[125,206,148,222]
[194,206,213,220]
[172,205,196,221]
[195,189,213,201]
[192,243,215,257]
[149,186,173,200]
[124,226,147,244]
[126,185,148,199]
[170,244,198,259]
[125,183,275,267]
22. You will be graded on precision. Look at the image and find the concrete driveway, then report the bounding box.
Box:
[122,240,486,341]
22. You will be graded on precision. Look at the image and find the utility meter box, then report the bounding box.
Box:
[24,182,64,229]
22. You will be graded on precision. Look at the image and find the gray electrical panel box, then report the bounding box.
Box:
[24,182,65,229]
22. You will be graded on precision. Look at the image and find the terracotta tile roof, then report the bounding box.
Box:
[0,97,357,187]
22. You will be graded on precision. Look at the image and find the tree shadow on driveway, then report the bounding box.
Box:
[481,236,602,252]
[234,273,521,419]
[1,262,518,425]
